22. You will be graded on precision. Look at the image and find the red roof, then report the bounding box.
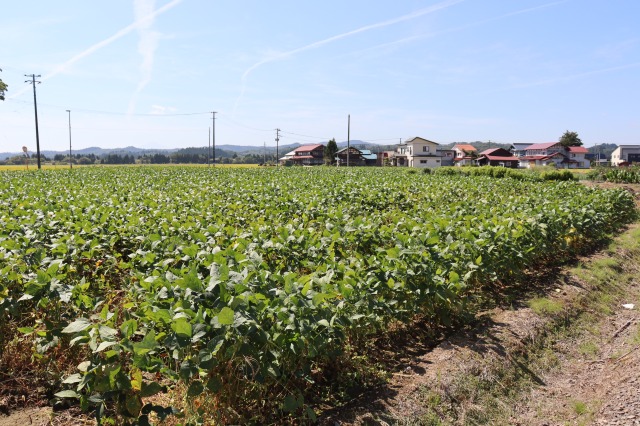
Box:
[568,146,588,153]
[526,142,560,150]
[293,144,324,153]
[291,155,316,159]
[454,144,477,152]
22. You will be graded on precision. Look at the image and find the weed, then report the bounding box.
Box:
[578,341,599,358]
[572,400,588,415]
[528,298,564,315]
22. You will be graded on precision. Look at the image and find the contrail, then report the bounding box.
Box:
[338,0,571,63]
[232,0,464,115]
[8,0,183,100]
[128,0,163,114]
[500,62,640,92]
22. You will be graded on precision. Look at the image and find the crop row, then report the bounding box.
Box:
[0,167,636,423]
[587,166,640,184]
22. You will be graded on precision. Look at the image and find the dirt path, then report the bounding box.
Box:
[515,302,640,425]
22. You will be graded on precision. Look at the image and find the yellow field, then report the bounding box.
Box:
[0,163,262,171]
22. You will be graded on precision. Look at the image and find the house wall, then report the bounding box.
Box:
[612,146,640,166]
[394,138,442,168]
[410,157,442,168]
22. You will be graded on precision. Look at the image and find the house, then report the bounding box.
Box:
[359,149,379,166]
[509,143,531,157]
[392,137,442,168]
[476,148,520,168]
[453,144,477,166]
[279,150,296,164]
[518,142,589,169]
[336,146,365,166]
[288,144,325,166]
[437,149,456,166]
[379,151,395,166]
[611,145,640,166]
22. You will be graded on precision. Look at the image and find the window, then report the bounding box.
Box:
[420,160,427,164]
[423,146,429,152]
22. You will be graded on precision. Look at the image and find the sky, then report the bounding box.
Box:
[1,0,639,152]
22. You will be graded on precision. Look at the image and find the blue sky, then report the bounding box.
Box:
[1,0,639,152]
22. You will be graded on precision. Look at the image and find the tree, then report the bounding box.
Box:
[324,138,338,165]
[0,68,7,101]
[559,130,583,147]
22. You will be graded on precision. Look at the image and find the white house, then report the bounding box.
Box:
[452,144,477,166]
[392,137,442,168]
[518,142,589,169]
[611,145,640,166]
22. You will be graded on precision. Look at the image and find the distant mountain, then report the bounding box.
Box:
[0,146,179,160]
[0,140,398,161]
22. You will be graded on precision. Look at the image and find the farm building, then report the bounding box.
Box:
[336,147,365,166]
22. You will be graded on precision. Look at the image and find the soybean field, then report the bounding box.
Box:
[0,167,636,424]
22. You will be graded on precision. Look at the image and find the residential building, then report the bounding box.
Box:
[279,150,296,164]
[437,149,455,166]
[518,142,589,169]
[453,144,477,166]
[476,148,520,168]
[611,145,640,166]
[509,143,531,157]
[287,144,325,166]
[392,137,442,168]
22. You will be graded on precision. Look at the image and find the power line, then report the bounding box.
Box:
[3,98,209,117]
[279,130,331,140]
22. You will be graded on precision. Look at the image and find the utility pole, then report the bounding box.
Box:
[66,110,72,169]
[208,127,211,167]
[263,141,266,164]
[347,114,350,167]
[25,74,42,169]
[211,112,217,166]
[275,128,280,166]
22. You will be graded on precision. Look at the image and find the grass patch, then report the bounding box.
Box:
[572,399,589,416]
[528,297,564,315]
[578,341,599,358]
